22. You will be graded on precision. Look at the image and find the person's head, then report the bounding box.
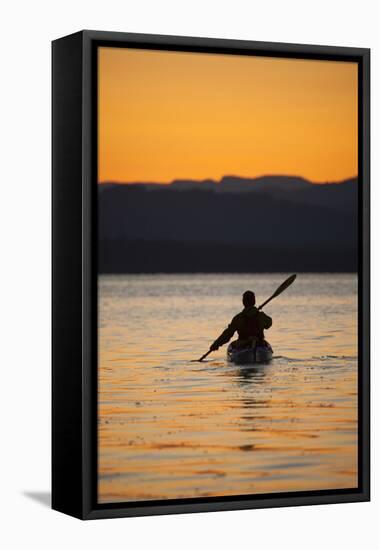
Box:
[242,290,256,308]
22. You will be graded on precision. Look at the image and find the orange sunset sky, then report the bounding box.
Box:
[98,47,358,183]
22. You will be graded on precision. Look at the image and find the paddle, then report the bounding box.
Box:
[194,350,212,362]
[192,274,297,362]
[257,273,297,310]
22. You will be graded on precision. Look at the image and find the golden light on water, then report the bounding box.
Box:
[98,274,358,503]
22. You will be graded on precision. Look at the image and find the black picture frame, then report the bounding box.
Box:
[52,30,370,520]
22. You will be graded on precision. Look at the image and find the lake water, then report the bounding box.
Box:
[98,273,358,503]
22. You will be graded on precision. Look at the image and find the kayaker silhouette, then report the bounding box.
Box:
[210,290,272,353]
[193,275,295,362]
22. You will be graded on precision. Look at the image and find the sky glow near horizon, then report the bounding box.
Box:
[98,47,358,184]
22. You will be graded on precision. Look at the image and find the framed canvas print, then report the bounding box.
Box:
[52,30,370,519]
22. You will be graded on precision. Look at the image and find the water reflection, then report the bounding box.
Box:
[235,364,267,386]
[98,274,358,503]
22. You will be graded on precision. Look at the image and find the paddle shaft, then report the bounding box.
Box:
[258,295,277,310]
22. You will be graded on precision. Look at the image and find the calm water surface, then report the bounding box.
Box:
[98,273,358,503]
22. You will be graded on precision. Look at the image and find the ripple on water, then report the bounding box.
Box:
[98,273,358,503]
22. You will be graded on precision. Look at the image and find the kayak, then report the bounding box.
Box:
[227,342,273,364]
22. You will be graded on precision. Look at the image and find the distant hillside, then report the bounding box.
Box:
[98,175,358,273]
[100,174,356,191]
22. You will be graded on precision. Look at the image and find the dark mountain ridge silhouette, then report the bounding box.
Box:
[98,175,358,273]
[99,174,355,193]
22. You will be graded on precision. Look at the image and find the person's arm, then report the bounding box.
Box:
[210,318,237,351]
[258,311,272,329]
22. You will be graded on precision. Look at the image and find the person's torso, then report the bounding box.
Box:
[235,308,264,340]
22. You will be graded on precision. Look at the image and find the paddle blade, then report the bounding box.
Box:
[191,350,212,362]
[271,273,297,299]
[258,274,297,310]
